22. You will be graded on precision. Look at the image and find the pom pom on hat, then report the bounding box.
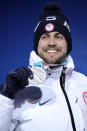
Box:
[43,2,61,12]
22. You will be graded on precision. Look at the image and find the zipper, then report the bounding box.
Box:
[60,66,76,131]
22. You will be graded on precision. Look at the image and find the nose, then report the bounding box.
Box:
[48,37,56,47]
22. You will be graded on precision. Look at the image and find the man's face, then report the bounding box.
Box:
[37,31,68,64]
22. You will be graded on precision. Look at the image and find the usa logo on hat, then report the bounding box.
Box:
[82,92,87,105]
[44,23,55,32]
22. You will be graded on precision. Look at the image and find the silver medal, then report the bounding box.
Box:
[28,66,46,85]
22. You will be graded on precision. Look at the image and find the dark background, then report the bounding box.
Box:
[0,0,87,84]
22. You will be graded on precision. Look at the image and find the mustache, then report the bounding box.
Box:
[43,47,62,51]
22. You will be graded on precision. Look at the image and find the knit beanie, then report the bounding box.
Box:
[34,3,72,55]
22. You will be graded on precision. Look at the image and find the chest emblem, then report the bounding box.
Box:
[39,98,52,106]
[82,92,87,105]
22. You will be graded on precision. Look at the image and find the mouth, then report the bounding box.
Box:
[47,50,57,53]
[46,49,60,53]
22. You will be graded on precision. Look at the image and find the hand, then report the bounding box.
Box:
[14,86,42,107]
[1,66,33,99]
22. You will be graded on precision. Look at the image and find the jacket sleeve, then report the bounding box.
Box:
[0,94,14,131]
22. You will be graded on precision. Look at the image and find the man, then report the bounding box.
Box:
[0,2,87,131]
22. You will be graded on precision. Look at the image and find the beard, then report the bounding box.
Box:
[38,49,68,64]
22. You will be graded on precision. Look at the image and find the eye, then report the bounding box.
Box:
[56,34,64,39]
[40,34,48,40]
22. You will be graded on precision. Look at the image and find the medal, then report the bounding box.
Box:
[28,66,46,85]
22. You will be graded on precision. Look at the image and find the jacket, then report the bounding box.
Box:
[0,50,87,131]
